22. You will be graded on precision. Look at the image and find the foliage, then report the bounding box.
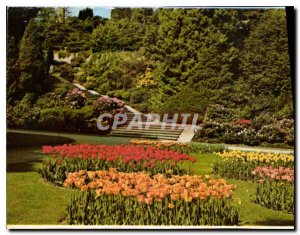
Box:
[6,8,294,146]
[76,50,148,94]
[92,8,153,52]
[236,10,292,119]
[251,180,294,214]
[66,190,239,225]
[92,18,141,52]
[78,8,93,21]
[7,7,40,103]
[54,63,75,82]
[160,88,209,116]
[214,159,259,181]
[18,19,51,99]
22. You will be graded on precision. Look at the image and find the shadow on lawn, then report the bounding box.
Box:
[7,160,42,173]
[7,132,76,173]
[254,218,294,226]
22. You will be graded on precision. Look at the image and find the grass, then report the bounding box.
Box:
[7,129,133,146]
[228,179,294,226]
[6,133,294,226]
[7,132,74,149]
[7,172,73,225]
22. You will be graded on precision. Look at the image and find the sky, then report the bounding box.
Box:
[68,6,284,19]
[69,7,112,18]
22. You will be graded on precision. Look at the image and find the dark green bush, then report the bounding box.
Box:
[60,64,75,82]
[71,56,85,67]
[106,90,130,101]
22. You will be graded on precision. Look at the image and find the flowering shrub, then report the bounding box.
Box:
[251,180,294,214]
[257,119,294,145]
[203,104,235,123]
[93,95,125,115]
[195,121,261,146]
[251,166,294,182]
[65,88,86,108]
[130,139,227,154]
[213,151,294,180]
[92,96,125,130]
[64,169,239,225]
[40,144,196,184]
[234,119,252,126]
[194,112,294,146]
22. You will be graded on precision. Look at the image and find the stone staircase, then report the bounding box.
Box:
[51,73,187,141]
[110,108,184,141]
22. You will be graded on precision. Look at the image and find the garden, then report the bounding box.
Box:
[7,134,294,227]
[6,7,294,229]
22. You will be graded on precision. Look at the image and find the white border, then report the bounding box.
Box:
[2,1,298,234]
[7,225,295,229]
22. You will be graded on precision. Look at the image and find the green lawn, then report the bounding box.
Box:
[6,136,294,226]
[7,129,133,146]
[7,172,73,225]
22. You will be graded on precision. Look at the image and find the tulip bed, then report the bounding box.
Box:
[213,151,294,180]
[130,139,227,154]
[38,143,294,225]
[251,166,294,182]
[40,144,196,184]
[64,169,239,225]
[251,165,294,214]
[213,150,294,214]
[252,180,294,214]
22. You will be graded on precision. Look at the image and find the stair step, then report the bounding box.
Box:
[112,131,181,136]
[114,127,182,133]
[110,133,179,140]
[116,125,185,130]
[111,132,181,138]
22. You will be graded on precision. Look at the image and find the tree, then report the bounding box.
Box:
[18,19,50,98]
[111,8,133,20]
[237,9,292,118]
[57,7,70,24]
[92,8,153,52]
[91,18,142,51]
[144,9,241,106]
[7,7,40,43]
[7,7,40,102]
[78,8,93,20]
